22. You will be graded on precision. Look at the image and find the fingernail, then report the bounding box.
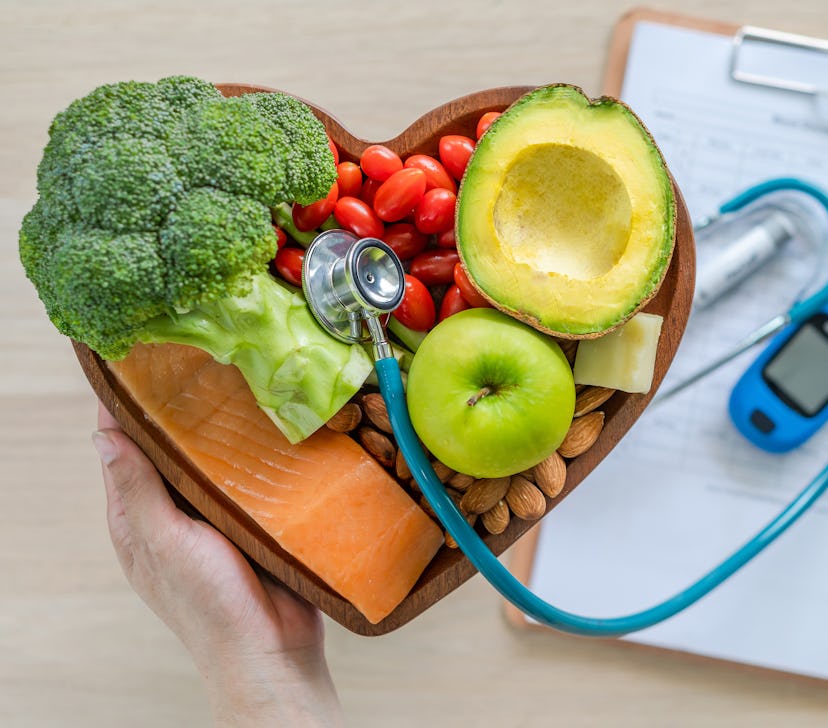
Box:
[92,430,118,465]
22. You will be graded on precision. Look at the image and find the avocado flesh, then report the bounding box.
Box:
[457,85,675,338]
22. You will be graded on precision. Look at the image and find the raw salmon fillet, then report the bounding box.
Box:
[110,342,444,624]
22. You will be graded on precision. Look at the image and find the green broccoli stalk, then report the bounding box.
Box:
[19,76,369,443]
[270,202,320,247]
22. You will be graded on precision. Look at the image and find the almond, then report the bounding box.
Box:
[361,392,393,433]
[419,495,437,520]
[481,499,510,535]
[445,487,464,507]
[448,472,475,492]
[533,451,567,499]
[395,448,412,480]
[460,476,511,515]
[573,386,616,417]
[557,411,604,459]
[325,402,362,432]
[506,475,547,521]
[358,426,395,468]
[518,468,536,482]
[431,460,455,484]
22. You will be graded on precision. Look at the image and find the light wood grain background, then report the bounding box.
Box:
[3,1,828,725]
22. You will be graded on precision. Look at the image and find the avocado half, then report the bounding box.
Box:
[456,84,676,338]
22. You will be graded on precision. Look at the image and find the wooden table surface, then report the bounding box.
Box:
[3,1,828,725]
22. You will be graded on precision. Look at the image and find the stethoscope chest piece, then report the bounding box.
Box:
[302,229,405,345]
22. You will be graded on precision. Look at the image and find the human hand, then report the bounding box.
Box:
[92,401,343,727]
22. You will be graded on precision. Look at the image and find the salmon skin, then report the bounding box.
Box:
[110,342,444,624]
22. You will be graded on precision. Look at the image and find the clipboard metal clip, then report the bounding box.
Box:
[730,26,828,97]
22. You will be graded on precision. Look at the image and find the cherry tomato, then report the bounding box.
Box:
[476,111,501,139]
[403,154,456,193]
[409,248,460,286]
[439,284,472,321]
[453,262,491,308]
[381,223,429,260]
[273,246,305,287]
[435,228,456,249]
[373,168,427,222]
[413,187,456,234]
[291,181,338,232]
[438,135,476,180]
[360,145,403,182]
[272,225,288,250]
[359,177,382,207]
[336,161,363,198]
[327,136,340,165]
[393,274,436,331]
[334,196,384,239]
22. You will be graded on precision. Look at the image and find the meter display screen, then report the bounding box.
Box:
[763,317,828,417]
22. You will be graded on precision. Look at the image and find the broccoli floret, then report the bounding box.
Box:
[19,199,73,332]
[73,135,183,233]
[51,229,166,359]
[160,187,274,309]
[169,96,289,204]
[37,77,219,229]
[156,75,223,112]
[19,76,367,443]
[246,91,337,205]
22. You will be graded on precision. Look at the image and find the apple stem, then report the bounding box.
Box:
[467,386,493,407]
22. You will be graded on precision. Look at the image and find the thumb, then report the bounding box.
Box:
[92,426,180,538]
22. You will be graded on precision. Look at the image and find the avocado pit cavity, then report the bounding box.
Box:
[493,143,632,281]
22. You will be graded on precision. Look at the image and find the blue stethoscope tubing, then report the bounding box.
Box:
[377,356,828,637]
[373,176,828,636]
[719,177,828,217]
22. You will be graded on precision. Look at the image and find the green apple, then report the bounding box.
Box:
[406,308,575,478]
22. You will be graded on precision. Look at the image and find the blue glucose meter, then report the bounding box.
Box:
[729,305,828,452]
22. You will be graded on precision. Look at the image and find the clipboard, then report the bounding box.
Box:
[505,7,828,684]
[603,7,828,99]
[602,8,737,98]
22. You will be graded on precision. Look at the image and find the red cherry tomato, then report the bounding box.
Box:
[272,225,287,250]
[393,274,436,331]
[381,223,429,260]
[413,187,456,234]
[334,196,384,239]
[476,111,502,139]
[403,154,457,193]
[435,227,456,248]
[273,246,305,287]
[409,248,460,286]
[439,284,472,321]
[291,181,338,232]
[360,145,403,182]
[327,136,340,166]
[336,161,363,198]
[359,177,382,208]
[453,262,491,308]
[439,135,476,180]
[373,168,427,222]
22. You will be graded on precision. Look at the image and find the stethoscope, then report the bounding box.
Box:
[301,178,828,637]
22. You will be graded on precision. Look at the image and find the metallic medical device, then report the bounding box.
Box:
[655,178,828,404]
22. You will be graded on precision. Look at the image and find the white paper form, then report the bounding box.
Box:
[528,22,828,679]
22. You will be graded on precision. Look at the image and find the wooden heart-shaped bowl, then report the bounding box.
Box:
[75,83,695,635]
